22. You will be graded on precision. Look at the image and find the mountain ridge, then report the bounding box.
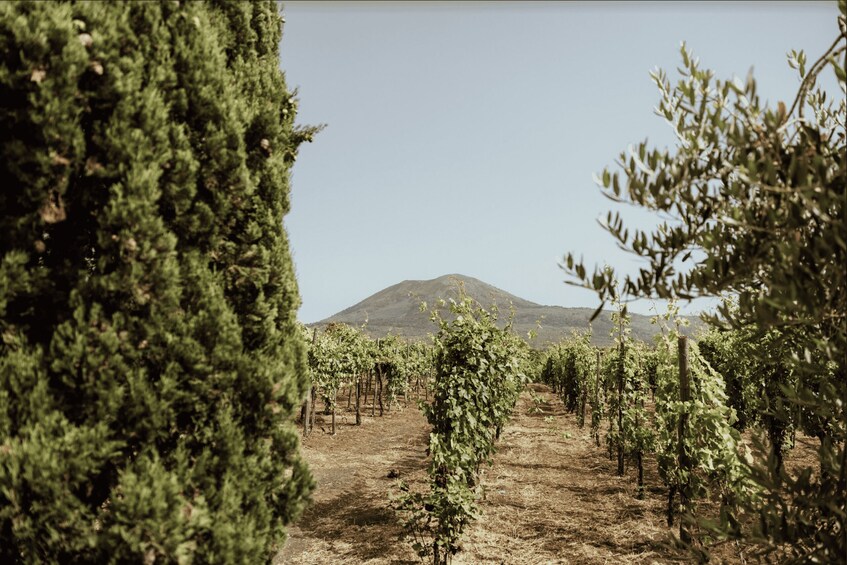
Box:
[310,274,702,347]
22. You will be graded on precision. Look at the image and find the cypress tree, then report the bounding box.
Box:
[0,1,316,561]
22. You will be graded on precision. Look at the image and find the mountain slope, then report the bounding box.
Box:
[312,274,701,346]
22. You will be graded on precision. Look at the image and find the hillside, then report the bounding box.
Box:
[311,274,702,347]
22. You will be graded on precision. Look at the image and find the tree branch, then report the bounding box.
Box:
[785,35,847,123]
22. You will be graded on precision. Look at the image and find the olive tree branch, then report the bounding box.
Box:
[785,33,847,123]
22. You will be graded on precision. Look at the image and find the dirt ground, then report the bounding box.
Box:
[454,384,685,565]
[274,393,429,564]
[275,384,813,564]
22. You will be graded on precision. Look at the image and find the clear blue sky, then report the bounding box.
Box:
[278,1,841,324]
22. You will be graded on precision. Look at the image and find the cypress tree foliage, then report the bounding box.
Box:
[0,1,317,561]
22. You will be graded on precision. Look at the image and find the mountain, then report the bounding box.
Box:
[311,274,702,347]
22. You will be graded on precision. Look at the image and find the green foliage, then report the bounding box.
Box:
[696,321,754,431]
[541,329,595,427]
[303,322,435,427]
[308,322,373,410]
[397,295,529,564]
[563,5,846,559]
[697,314,807,469]
[401,339,436,401]
[0,1,315,561]
[624,342,655,480]
[545,303,656,488]
[588,356,606,448]
[651,307,755,528]
[603,302,639,472]
[375,334,408,409]
[610,307,655,483]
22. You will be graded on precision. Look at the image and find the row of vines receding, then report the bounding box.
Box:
[541,297,843,561]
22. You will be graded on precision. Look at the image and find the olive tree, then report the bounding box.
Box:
[563,5,846,561]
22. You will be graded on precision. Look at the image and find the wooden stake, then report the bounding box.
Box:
[617,322,625,476]
[310,386,316,432]
[377,363,384,417]
[677,335,691,544]
[303,328,317,436]
[595,350,601,447]
[331,388,337,435]
[355,374,361,425]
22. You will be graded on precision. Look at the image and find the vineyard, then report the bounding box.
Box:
[279,292,841,564]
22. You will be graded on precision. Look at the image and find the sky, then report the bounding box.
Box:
[278,1,842,324]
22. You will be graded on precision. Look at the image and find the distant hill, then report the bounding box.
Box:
[310,274,702,347]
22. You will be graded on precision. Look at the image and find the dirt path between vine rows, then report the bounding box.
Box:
[275,385,708,564]
[274,396,430,564]
[455,383,684,564]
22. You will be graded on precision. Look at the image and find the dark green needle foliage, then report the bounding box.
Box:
[0,1,318,561]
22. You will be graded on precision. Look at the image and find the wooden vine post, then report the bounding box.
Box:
[364,369,371,408]
[677,335,692,544]
[617,331,625,477]
[331,388,337,435]
[404,344,411,407]
[594,349,601,447]
[310,386,317,432]
[635,375,644,499]
[385,347,393,413]
[371,370,377,417]
[303,328,317,436]
[372,339,379,417]
[301,390,310,436]
[579,370,587,429]
[355,371,362,425]
[377,363,384,417]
